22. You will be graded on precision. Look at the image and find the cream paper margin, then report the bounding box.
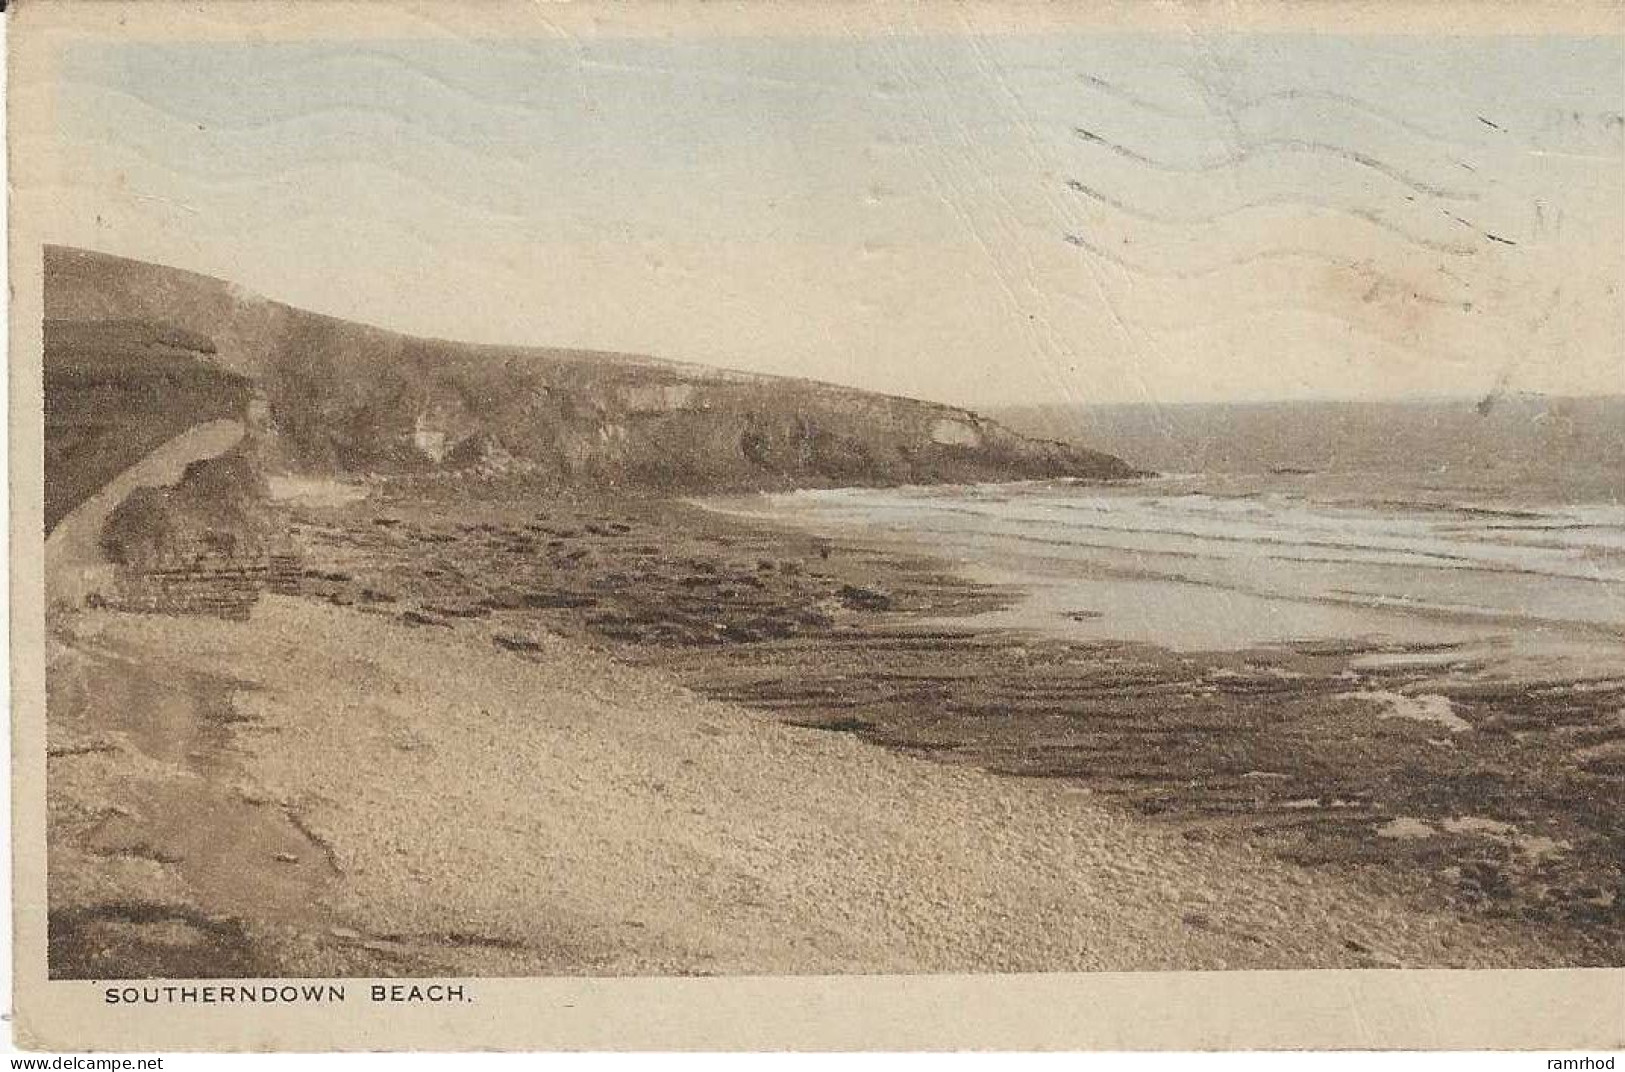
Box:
[8,0,1625,1052]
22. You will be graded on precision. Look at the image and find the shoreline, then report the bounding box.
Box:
[693,483,1625,663]
[46,482,1625,975]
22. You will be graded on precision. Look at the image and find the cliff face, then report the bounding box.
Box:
[43,316,253,530]
[44,245,1138,496]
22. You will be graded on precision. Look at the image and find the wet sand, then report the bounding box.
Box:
[46,485,1625,975]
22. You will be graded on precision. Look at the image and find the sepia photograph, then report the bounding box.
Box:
[9,0,1625,1053]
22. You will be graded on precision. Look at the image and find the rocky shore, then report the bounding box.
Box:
[48,480,1621,976]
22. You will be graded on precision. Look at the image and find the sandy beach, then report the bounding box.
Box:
[50,592,1571,978]
[46,483,1621,976]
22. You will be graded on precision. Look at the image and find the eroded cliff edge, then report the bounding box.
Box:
[45,244,1139,523]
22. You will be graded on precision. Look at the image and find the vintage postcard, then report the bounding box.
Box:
[9,0,1625,1053]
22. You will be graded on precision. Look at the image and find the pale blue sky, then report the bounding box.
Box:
[52,32,1624,405]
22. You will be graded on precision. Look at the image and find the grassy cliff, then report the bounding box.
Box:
[44,245,1137,509]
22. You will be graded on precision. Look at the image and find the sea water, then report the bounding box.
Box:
[724,470,1625,677]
